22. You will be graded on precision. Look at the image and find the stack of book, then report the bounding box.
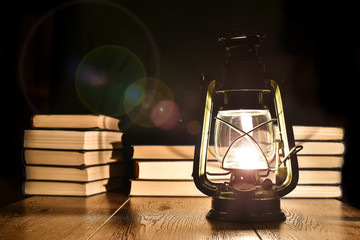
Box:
[23,115,125,196]
[129,126,344,198]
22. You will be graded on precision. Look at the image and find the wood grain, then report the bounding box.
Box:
[90,197,259,240]
[253,199,360,239]
[90,198,360,240]
[0,192,128,240]
[1,194,360,240]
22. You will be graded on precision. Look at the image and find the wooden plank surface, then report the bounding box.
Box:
[254,199,360,239]
[89,197,259,240]
[90,197,360,240]
[0,192,128,240]
[1,194,360,240]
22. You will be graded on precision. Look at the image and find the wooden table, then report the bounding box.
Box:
[0,192,359,239]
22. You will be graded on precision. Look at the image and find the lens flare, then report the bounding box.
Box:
[186,120,201,135]
[125,78,180,128]
[19,0,159,114]
[125,83,146,106]
[151,100,180,130]
[75,45,146,116]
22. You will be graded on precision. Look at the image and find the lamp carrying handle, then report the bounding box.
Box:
[193,78,222,196]
[270,80,299,197]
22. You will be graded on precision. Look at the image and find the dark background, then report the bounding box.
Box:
[0,0,358,208]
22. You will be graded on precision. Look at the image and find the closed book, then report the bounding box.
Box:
[298,170,341,184]
[24,178,123,196]
[133,145,212,160]
[277,125,344,141]
[296,141,345,156]
[134,156,343,179]
[23,130,123,150]
[296,156,343,169]
[129,180,342,198]
[285,185,342,198]
[132,142,344,161]
[23,149,123,166]
[135,160,341,184]
[135,160,228,180]
[25,163,125,182]
[32,114,120,130]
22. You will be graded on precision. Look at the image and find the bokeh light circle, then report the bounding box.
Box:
[186,120,201,135]
[124,83,146,106]
[151,100,180,130]
[75,45,146,116]
[125,78,180,129]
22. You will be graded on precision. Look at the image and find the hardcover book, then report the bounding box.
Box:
[23,149,123,166]
[25,163,125,182]
[24,178,123,196]
[23,130,123,150]
[32,114,120,130]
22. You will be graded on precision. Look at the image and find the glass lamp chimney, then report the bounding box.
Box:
[214,109,275,170]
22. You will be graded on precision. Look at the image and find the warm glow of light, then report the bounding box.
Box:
[222,136,268,170]
[215,109,274,170]
[241,113,254,135]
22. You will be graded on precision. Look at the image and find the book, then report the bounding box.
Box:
[31,114,120,130]
[132,145,213,160]
[25,163,125,182]
[129,180,342,198]
[132,142,344,161]
[298,170,341,184]
[296,156,343,169]
[276,125,344,141]
[296,141,345,156]
[286,185,342,198]
[23,149,123,166]
[23,130,123,150]
[134,155,343,179]
[135,160,228,180]
[24,178,123,196]
[134,159,342,184]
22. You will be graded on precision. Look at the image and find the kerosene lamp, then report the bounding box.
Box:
[193,31,302,222]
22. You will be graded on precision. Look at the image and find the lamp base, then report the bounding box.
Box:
[207,197,285,222]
